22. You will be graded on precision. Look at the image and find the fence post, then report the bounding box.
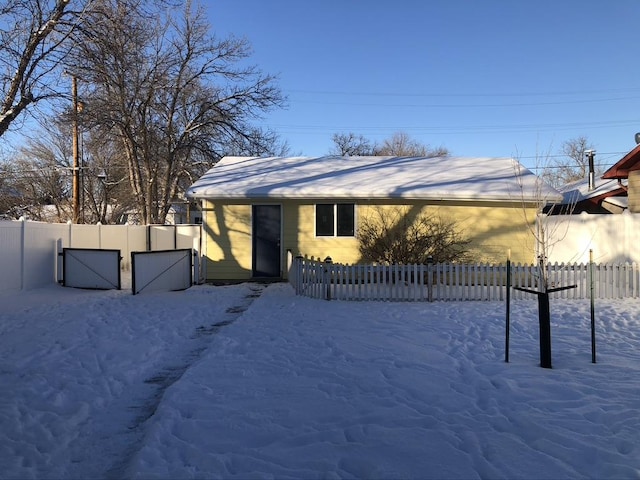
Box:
[286,249,293,282]
[324,256,332,301]
[292,255,302,293]
[19,217,25,290]
[505,250,511,362]
[192,250,199,285]
[56,238,64,284]
[67,219,74,251]
[427,255,433,302]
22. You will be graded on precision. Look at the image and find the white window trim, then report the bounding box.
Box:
[314,203,356,238]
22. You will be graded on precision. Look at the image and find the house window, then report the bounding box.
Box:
[316,203,355,237]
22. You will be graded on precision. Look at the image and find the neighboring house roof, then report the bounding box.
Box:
[187,155,561,204]
[602,144,640,179]
[551,177,627,214]
[602,195,628,210]
[558,177,627,204]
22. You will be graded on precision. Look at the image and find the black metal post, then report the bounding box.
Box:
[514,284,575,368]
[538,291,552,368]
[505,257,511,363]
[590,249,596,363]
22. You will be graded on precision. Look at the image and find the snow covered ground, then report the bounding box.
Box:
[0,282,639,479]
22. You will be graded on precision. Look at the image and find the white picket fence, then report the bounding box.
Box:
[290,256,640,301]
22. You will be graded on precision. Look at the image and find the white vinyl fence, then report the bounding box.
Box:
[0,220,202,291]
[542,211,640,264]
[290,256,640,302]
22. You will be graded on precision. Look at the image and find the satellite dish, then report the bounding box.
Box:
[635,132,640,144]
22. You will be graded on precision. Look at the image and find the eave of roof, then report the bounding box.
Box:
[602,196,628,209]
[603,144,640,179]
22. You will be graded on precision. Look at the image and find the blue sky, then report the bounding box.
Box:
[207,0,640,170]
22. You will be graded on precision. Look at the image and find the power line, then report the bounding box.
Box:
[512,151,626,160]
[287,87,640,98]
[528,162,619,170]
[288,96,640,109]
[269,119,640,136]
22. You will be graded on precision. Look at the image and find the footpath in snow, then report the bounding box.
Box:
[0,282,265,479]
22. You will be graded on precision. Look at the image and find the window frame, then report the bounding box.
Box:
[315,203,355,237]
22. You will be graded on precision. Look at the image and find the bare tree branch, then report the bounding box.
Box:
[358,206,470,264]
[67,0,285,224]
[0,0,90,137]
[542,136,596,188]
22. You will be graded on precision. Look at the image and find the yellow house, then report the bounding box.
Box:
[186,155,561,282]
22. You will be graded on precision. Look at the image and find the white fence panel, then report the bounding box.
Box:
[0,221,70,291]
[543,212,640,264]
[97,224,147,271]
[63,248,121,289]
[0,221,23,291]
[70,224,101,249]
[148,225,175,251]
[131,249,192,295]
[176,225,201,250]
[24,222,69,290]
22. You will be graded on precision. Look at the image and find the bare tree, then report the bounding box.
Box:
[329,131,448,158]
[81,132,135,224]
[69,0,285,224]
[542,136,596,188]
[1,135,72,221]
[0,0,89,137]
[358,206,469,264]
[512,151,579,369]
[512,148,576,288]
[375,132,449,157]
[329,132,375,156]
[0,114,135,223]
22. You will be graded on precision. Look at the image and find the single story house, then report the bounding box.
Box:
[602,144,640,213]
[186,155,561,282]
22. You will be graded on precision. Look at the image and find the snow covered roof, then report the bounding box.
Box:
[187,155,562,203]
[558,177,627,204]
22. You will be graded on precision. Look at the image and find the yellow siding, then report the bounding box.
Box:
[202,201,253,280]
[282,202,360,263]
[628,170,640,213]
[282,200,537,266]
[201,199,539,281]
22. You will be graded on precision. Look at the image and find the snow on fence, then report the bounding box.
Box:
[290,256,640,301]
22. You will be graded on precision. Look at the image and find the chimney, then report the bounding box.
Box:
[586,150,596,191]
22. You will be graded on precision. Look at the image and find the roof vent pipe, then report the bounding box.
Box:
[586,149,596,191]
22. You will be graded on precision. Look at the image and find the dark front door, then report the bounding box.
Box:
[252,205,281,278]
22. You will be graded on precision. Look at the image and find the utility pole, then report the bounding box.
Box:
[71,75,80,223]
